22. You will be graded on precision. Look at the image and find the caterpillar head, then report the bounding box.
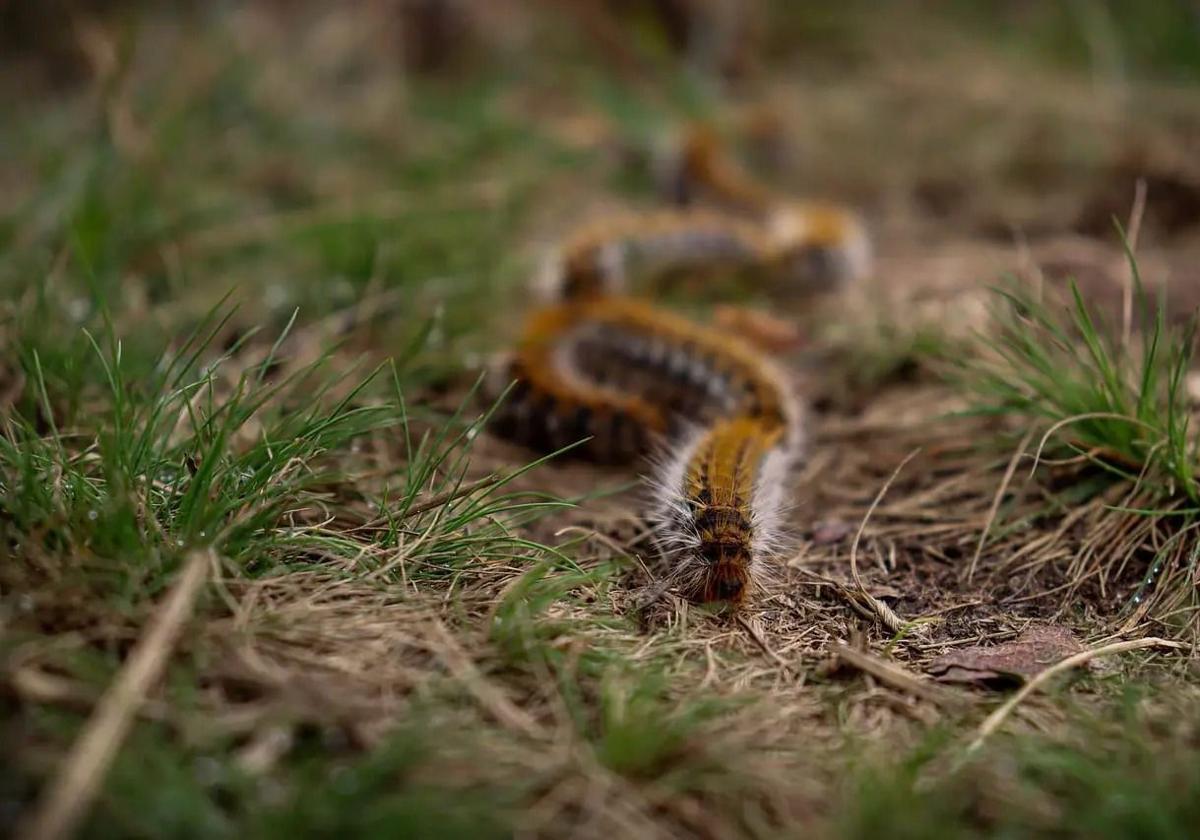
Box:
[768,204,871,292]
[695,533,754,606]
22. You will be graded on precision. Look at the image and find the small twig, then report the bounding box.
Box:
[831,643,966,710]
[848,449,921,632]
[735,614,796,678]
[19,549,213,840]
[398,472,506,522]
[7,668,175,723]
[966,636,1186,754]
[968,429,1034,582]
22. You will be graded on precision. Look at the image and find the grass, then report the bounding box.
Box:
[0,297,564,592]
[967,240,1197,504]
[838,689,1200,840]
[4,3,1200,838]
[949,0,1200,82]
[956,238,1200,629]
[17,706,520,840]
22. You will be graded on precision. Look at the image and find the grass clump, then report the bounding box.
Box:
[1,293,566,592]
[967,243,1197,504]
[958,239,1200,631]
[0,299,570,835]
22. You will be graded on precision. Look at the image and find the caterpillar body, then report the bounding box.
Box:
[664,123,775,214]
[539,203,869,303]
[539,209,773,301]
[490,124,859,608]
[491,296,796,453]
[661,123,873,292]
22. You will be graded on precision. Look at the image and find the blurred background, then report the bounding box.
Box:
[4,0,1200,384]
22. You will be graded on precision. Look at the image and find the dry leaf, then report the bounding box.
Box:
[810,519,854,545]
[928,624,1085,688]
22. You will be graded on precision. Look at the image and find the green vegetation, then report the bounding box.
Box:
[967,243,1198,504]
[957,242,1200,628]
[839,691,1200,840]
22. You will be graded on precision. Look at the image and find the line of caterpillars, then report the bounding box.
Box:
[490,125,870,607]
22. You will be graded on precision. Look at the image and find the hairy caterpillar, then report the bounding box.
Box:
[489,294,803,606]
[650,415,799,604]
[658,123,873,292]
[489,122,865,607]
[536,204,869,303]
[491,296,795,442]
[535,209,774,301]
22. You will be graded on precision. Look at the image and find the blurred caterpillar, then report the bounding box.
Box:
[491,125,864,608]
[660,123,872,293]
[535,202,870,302]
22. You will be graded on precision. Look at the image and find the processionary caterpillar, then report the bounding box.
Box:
[536,203,869,303]
[491,125,862,608]
[662,123,872,293]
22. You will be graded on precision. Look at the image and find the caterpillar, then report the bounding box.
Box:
[535,208,774,302]
[659,123,872,293]
[663,123,775,213]
[490,124,858,608]
[650,415,799,604]
[491,295,798,456]
[536,204,869,302]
